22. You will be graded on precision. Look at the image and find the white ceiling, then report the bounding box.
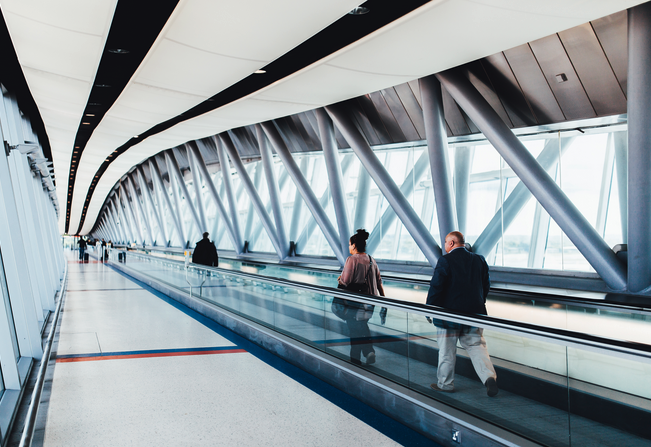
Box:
[1,0,645,235]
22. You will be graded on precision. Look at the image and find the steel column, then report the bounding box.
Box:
[220,133,285,259]
[189,141,240,253]
[438,70,626,290]
[150,159,184,246]
[167,151,203,241]
[128,175,155,245]
[473,137,573,256]
[108,202,125,244]
[353,161,371,230]
[215,137,243,249]
[367,149,430,255]
[627,2,651,292]
[420,75,457,242]
[118,187,137,243]
[289,157,308,243]
[316,109,351,255]
[122,182,144,244]
[326,103,441,265]
[137,166,166,245]
[261,121,345,264]
[186,146,208,233]
[244,163,262,244]
[454,146,474,234]
[595,135,615,237]
[613,132,628,244]
[256,124,289,253]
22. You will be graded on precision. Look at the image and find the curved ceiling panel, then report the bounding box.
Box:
[68,0,366,233]
[77,0,645,234]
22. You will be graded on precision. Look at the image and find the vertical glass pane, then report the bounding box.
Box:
[567,347,651,446]
[0,248,19,361]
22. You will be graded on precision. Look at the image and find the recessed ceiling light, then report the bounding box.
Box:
[134,135,139,138]
[82,122,91,125]
[108,48,129,54]
[95,84,111,88]
[254,69,266,74]
[89,103,101,106]
[348,6,369,15]
[85,114,95,117]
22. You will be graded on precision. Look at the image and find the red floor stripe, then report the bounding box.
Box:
[57,348,247,363]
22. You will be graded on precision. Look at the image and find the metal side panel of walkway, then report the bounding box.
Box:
[34,251,437,447]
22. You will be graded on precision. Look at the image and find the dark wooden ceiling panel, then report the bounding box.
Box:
[503,44,565,124]
[358,94,394,143]
[558,23,626,116]
[441,86,471,136]
[466,61,514,128]
[529,34,596,120]
[351,98,382,146]
[481,54,537,127]
[395,82,426,139]
[372,89,416,141]
[591,11,628,97]
[368,91,407,142]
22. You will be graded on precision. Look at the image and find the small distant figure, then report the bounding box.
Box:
[427,231,498,397]
[192,232,219,267]
[78,237,87,260]
[101,239,108,261]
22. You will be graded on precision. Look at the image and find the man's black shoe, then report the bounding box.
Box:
[485,377,498,397]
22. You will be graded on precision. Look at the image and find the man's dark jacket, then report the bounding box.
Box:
[192,238,219,266]
[426,247,490,315]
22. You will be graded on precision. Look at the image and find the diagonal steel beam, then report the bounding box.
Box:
[326,102,441,266]
[220,132,284,259]
[186,145,208,232]
[261,121,345,264]
[167,150,203,240]
[137,166,166,245]
[150,159,184,247]
[214,137,243,249]
[189,141,240,253]
[472,137,574,256]
[437,69,626,290]
[366,149,430,254]
[316,109,351,256]
[256,124,289,252]
[128,174,154,245]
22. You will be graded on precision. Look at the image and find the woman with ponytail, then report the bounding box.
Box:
[336,229,386,365]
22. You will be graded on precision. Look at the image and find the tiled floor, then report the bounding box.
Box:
[39,252,437,446]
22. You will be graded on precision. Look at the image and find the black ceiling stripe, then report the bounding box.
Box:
[0,9,52,166]
[76,0,432,235]
[65,0,180,234]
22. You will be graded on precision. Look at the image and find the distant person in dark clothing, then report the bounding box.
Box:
[427,231,498,397]
[78,237,87,260]
[192,232,219,267]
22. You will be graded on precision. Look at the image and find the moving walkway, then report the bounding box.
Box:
[108,248,651,446]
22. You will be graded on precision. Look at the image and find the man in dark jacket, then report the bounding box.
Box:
[427,231,498,397]
[192,232,219,267]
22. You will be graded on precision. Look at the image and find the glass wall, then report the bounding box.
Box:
[119,123,626,277]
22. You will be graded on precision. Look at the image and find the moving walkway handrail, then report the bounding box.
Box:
[129,252,651,362]
[129,246,651,314]
[19,265,68,447]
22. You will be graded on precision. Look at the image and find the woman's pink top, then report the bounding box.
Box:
[338,253,383,296]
